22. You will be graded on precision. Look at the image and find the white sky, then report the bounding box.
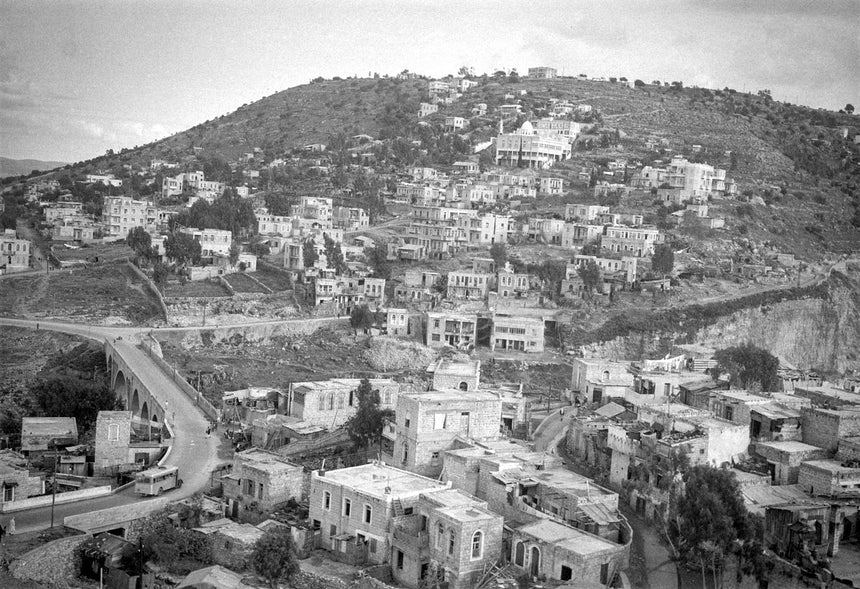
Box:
[1,0,858,162]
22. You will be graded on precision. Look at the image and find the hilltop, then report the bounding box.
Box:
[16,74,860,257]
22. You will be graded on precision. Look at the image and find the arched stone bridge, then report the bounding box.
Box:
[106,338,165,425]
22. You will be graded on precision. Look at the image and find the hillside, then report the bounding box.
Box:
[38,75,860,256]
[0,157,67,178]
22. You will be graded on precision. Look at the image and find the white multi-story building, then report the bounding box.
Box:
[601,226,663,257]
[419,102,439,118]
[179,228,232,257]
[102,196,158,239]
[84,174,123,187]
[533,119,581,142]
[0,229,30,273]
[495,121,571,169]
[528,66,557,78]
[291,196,333,227]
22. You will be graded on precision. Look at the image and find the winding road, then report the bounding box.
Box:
[1,318,224,534]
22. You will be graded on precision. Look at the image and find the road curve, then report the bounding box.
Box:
[1,318,224,533]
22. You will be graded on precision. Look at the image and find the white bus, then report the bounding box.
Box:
[134,466,182,496]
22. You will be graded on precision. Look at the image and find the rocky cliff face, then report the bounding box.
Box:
[581,271,860,373]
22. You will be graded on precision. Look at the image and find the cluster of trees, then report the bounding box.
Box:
[171,189,256,237]
[713,344,780,392]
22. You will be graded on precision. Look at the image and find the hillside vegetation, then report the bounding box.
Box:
[26,74,860,257]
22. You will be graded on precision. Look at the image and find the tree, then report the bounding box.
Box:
[508,69,520,83]
[30,376,121,433]
[229,240,241,267]
[576,259,601,298]
[165,231,202,266]
[126,226,152,262]
[669,465,754,586]
[634,79,645,88]
[252,525,300,589]
[324,234,347,274]
[302,238,318,268]
[367,243,391,279]
[152,262,169,288]
[489,242,507,269]
[651,243,674,277]
[713,344,780,392]
[846,103,855,115]
[349,304,373,334]
[345,378,394,453]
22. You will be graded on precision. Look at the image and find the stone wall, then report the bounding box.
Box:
[94,410,133,474]
[9,533,90,588]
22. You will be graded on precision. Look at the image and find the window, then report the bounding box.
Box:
[364,504,372,524]
[448,530,455,555]
[459,381,469,391]
[369,538,377,554]
[318,394,325,411]
[323,491,331,510]
[328,394,334,410]
[431,334,440,342]
[431,451,440,463]
[434,413,446,430]
[245,479,255,497]
[436,523,444,548]
[471,531,483,559]
[258,482,264,499]
[343,498,352,517]
[396,550,404,570]
[561,565,572,581]
[108,423,120,442]
[3,484,13,502]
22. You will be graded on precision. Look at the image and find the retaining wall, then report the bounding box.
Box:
[1,485,112,513]
[9,533,90,587]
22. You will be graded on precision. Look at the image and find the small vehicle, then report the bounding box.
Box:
[134,466,182,496]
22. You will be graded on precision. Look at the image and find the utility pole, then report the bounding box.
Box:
[50,441,59,527]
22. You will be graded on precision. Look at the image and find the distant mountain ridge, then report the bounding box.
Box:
[0,157,67,178]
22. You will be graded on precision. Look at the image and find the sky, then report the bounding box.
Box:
[1,0,858,163]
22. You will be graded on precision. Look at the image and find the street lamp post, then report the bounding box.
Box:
[49,441,60,528]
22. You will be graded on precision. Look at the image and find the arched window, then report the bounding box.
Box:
[436,523,444,549]
[471,531,483,560]
[514,541,525,566]
[601,370,610,382]
[402,442,409,464]
[328,394,334,410]
[448,530,455,555]
[459,381,469,391]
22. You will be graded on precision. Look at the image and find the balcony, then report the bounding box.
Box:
[392,517,429,554]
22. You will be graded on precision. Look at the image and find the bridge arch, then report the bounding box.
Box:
[140,402,149,423]
[114,370,128,396]
[130,389,140,416]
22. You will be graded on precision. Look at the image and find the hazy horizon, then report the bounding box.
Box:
[1,0,857,163]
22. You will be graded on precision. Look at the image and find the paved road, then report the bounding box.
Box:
[531,406,571,453]
[0,318,225,533]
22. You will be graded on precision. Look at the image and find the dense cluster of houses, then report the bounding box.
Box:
[564,350,860,569]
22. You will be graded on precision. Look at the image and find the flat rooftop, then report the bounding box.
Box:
[316,463,448,500]
[517,519,618,556]
[802,460,860,474]
[293,378,396,391]
[237,448,300,473]
[713,390,770,403]
[429,359,481,377]
[401,389,499,403]
[756,440,822,454]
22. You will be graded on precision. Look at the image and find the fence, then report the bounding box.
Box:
[142,338,219,420]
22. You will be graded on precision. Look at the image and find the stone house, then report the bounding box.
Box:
[446,270,493,300]
[194,518,265,571]
[308,462,450,567]
[754,441,826,485]
[570,359,634,404]
[222,449,304,515]
[391,489,503,589]
[428,359,481,392]
[708,390,770,425]
[750,402,803,443]
[0,449,44,503]
[801,407,860,452]
[394,390,502,477]
[798,460,860,498]
[510,518,628,584]
[286,378,399,429]
[94,411,133,475]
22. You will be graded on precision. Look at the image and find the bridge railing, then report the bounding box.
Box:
[140,339,219,421]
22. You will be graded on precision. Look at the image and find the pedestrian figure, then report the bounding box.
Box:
[8,517,15,535]
[560,407,565,420]
[0,522,6,544]
[36,323,39,330]
[206,426,211,438]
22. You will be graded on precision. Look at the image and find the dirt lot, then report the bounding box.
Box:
[0,327,91,390]
[0,262,163,325]
[161,276,231,298]
[158,325,438,406]
[50,241,135,264]
[223,272,267,293]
